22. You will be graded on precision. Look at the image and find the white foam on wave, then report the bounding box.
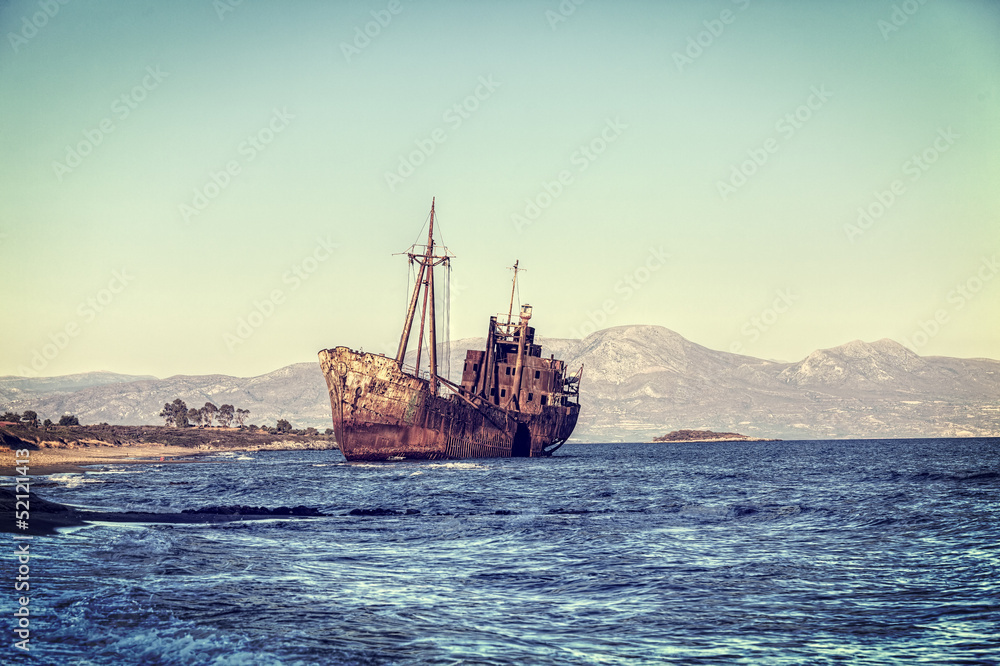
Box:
[86,467,143,475]
[100,627,283,665]
[426,462,488,470]
[48,473,109,488]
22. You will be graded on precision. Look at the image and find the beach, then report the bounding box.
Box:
[0,442,218,475]
[0,424,339,475]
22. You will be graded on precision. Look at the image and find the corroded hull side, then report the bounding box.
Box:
[318,347,579,461]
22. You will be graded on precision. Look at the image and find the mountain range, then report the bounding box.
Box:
[2,325,997,440]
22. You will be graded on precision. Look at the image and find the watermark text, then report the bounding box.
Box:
[52,66,169,181]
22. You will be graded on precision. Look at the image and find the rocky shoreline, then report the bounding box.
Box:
[0,487,329,535]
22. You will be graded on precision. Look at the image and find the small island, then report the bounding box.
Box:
[652,429,780,443]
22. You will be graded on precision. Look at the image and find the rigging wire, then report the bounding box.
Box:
[431,206,452,384]
[396,201,456,383]
[405,256,414,318]
[442,259,451,382]
[410,208,432,251]
[418,298,426,379]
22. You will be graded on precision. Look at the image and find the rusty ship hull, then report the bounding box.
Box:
[318,199,581,462]
[319,347,579,461]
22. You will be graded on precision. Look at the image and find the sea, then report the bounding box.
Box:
[7,438,1000,665]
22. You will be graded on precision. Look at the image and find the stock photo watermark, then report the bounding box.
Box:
[340,0,407,62]
[213,0,243,21]
[673,0,751,72]
[384,75,501,192]
[224,236,338,351]
[179,107,294,223]
[877,0,931,40]
[568,246,669,339]
[716,85,832,201]
[545,0,586,30]
[512,117,627,233]
[899,255,997,353]
[843,127,958,242]
[17,269,135,377]
[7,0,70,53]
[729,288,799,355]
[52,65,169,181]
[12,449,33,652]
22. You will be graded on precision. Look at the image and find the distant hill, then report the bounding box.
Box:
[2,326,998,439]
[0,371,157,401]
[0,364,328,430]
[556,326,1000,441]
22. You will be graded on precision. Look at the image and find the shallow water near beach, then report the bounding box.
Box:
[10,438,1000,664]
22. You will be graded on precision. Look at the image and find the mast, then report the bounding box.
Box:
[508,311,527,410]
[506,260,520,332]
[426,201,439,396]
[394,198,450,396]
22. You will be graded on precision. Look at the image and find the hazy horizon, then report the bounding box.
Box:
[3,0,998,379]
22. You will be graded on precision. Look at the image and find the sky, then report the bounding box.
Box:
[1,0,998,379]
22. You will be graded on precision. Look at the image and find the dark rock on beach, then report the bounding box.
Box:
[182,505,325,516]
[0,487,326,535]
[347,507,421,516]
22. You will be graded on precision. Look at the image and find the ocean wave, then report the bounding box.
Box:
[48,473,111,488]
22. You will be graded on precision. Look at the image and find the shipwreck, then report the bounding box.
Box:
[318,199,581,461]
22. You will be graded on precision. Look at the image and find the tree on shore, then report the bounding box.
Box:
[159,398,253,428]
[218,404,235,428]
[59,414,80,426]
[201,402,219,427]
[1,411,20,423]
[43,419,53,428]
[22,410,39,428]
[276,418,292,434]
[159,399,188,427]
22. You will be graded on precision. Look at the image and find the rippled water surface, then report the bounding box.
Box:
[11,438,1000,664]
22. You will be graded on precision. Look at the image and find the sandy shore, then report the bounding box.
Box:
[1,425,340,476]
[0,444,221,475]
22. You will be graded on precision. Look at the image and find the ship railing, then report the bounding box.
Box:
[399,363,467,393]
[399,364,434,381]
[493,314,523,338]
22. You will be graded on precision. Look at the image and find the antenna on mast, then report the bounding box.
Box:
[505,260,526,333]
